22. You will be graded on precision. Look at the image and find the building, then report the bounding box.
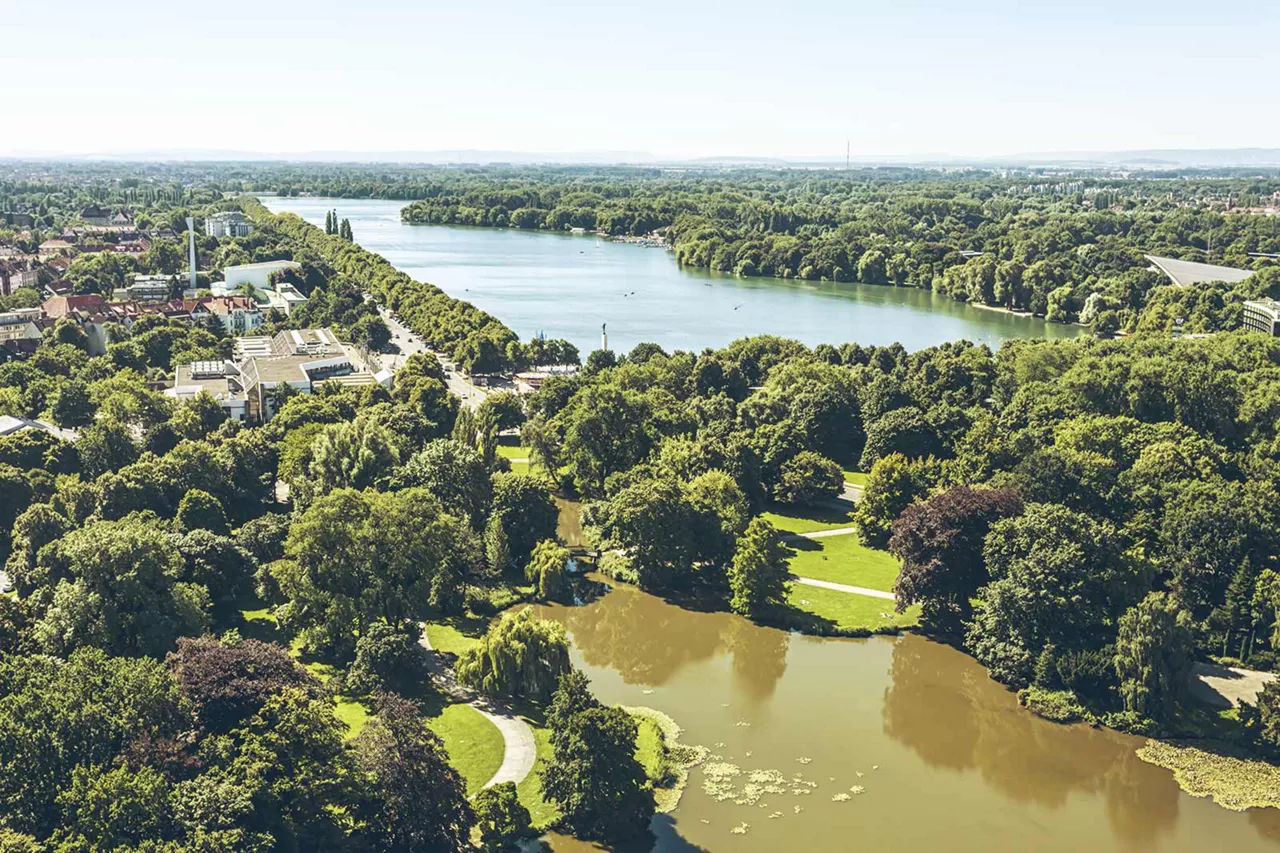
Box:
[222,260,301,293]
[38,239,75,257]
[189,295,264,335]
[205,211,254,238]
[79,204,109,226]
[514,365,579,394]
[1145,255,1256,288]
[212,276,307,316]
[168,361,249,422]
[1,212,35,229]
[1243,299,1280,336]
[42,294,113,354]
[126,274,176,302]
[172,329,391,422]
[108,300,192,324]
[0,260,38,296]
[0,308,43,344]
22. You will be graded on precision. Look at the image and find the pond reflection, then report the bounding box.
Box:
[535,584,1277,852]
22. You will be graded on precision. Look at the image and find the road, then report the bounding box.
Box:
[370,298,490,410]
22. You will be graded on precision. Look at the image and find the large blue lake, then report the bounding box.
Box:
[262,197,1083,355]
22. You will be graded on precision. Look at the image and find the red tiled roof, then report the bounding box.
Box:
[42,294,107,318]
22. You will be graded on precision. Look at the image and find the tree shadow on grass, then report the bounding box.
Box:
[765,498,855,526]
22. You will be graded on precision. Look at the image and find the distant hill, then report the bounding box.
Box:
[7,147,1280,170]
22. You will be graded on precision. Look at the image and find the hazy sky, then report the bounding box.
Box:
[3,0,1275,159]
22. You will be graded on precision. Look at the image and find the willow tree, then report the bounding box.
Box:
[527,539,571,603]
[1114,591,1194,722]
[455,607,570,702]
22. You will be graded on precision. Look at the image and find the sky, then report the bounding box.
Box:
[3,0,1277,161]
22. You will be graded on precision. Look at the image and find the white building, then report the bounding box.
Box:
[0,261,38,296]
[212,277,308,317]
[0,308,43,344]
[205,211,254,238]
[222,260,301,292]
[190,296,265,335]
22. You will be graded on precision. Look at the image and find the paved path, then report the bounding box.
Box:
[418,626,537,789]
[792,576,895,600]
[783,526,859,541]
[1189,661,1278,709]
[841,482,864,503]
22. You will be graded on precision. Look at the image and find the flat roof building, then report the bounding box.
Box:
[223,260,301,293]
[177,329,391,422]
[1146,255,1256,288]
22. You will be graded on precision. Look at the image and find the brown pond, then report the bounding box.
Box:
[532,583,1280,852]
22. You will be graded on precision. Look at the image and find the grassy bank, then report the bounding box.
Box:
[786,584,918,633]
[624,705,709,814]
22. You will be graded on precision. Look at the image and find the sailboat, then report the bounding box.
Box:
[595,238,602,248]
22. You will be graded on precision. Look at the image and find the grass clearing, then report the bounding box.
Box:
[758,499,855,534]
[425,617,488,657]
[787,584,918,632]
[787,532,900,592]
[426,703,505,795]
[842,470,869,486]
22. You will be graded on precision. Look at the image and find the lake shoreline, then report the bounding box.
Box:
[263,196,1087,355]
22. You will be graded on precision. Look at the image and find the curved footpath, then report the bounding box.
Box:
[783,525,895,600]
[418,627,536,790]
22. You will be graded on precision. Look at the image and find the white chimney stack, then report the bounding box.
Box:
[187,216,197,291]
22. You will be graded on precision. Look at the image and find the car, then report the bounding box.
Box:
[0,572,12,594]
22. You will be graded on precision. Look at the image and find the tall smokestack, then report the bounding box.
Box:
[187,217,197,292]
[601,322,608,352]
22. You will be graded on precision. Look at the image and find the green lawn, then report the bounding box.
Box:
[495,443,529,461]
[516,721,560,828]
[787,584,919,632]
[426,703,505,795]
[758,499,855,534]
[843,470,869,486]
[333,698,371,738]
[425,618,488,657]
[787,532,900,592]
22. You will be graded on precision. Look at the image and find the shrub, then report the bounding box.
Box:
[773,451,842,506]
[345,623,423,696]
[1018,686,1088,724]
[473,782,532,851]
